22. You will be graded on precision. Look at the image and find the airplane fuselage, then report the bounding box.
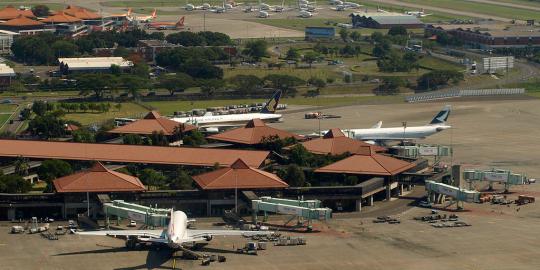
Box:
[166,211,188,248]
[343,125,451,140]
[172,113,282,126]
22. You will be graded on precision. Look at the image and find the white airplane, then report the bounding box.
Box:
[78,210,272,249]
[132,9,157,23]
[405,9,432,17]
[172,90,283,133]
[340,105,452,142]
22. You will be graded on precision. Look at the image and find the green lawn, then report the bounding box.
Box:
[360,0,474,23]
[62,103,149,125]
[0,114,11,129]
[399,0,540,20]
[0,91,80,98]
[417,56,464,71]
[0,104,17,112]
[480,0,540,9]
[223,66,340,81]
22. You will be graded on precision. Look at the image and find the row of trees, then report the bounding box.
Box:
[166,31,231,47]
[155,47,227,79]
[11,30,164,65]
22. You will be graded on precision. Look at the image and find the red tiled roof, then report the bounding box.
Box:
[315,150,415,176]
[62,5,101,20]
[193,159,288,190]
[288,128,385,155]
[1,15,44,27]
[109,111,197,135]
[0,139,269,167]
[65,124,80,132]
[41,12,82,23]
[53,162,145,193]
[0,5,35,20]
[208,119,302,145]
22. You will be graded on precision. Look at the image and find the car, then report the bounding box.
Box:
[128,220,137,227]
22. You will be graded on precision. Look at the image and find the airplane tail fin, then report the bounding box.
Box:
[152,8,157,18]
[261,90,282,114]
[429,105,451,125]
[176,16,185,26]
[371,121,382,129]
[127,8,132,16]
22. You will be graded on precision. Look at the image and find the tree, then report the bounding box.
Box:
[76,74,118,100]
[31,5,50,17]
[302,51,320,68]
[374,77,403,95]
[131,62,149,77]
[263,74,305,97]
[113,46,131,58]
[31,101,48,116]
[123,134,144,145]
[38,159,72,191]
[288,144,312,166]
[72,128,96,143]
[230,75,263,94]
[0,174,32,193]
[388,26,408,36]
[149,131,169,146]
[170,169,194,190]
[417,70,464,91]
[7,81,27,94]
[372,39,391,58]
[51,40,78,58]
[121,75,150,98]
[285,47,300,61]
[166,32,204,46]
[350,31,361,41]
[110,64,122,76]
[14,157,30,176]
[183,130,207,146]
[284,164,306,187]
[28,114,66,139]
[158,73,194,96]
[243,40,268,61]
[339,28,349,42]
[139,168,167,189]
[307,77,326,96]
[199,79,225,98]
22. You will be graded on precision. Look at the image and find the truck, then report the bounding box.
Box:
[236,242,258,255]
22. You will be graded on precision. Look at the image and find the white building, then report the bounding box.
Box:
[0,63,16,86]
[58,57,133,73]
[0,30,18,53]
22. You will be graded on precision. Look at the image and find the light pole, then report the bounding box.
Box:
[402,121,407,145]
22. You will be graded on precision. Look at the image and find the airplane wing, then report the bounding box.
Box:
[77,229,165,240]
[185,229,273,241]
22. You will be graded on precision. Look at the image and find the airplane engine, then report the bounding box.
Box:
[204,235,213,241]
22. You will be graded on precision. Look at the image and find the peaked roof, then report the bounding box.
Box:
[315,152,415,176]
[0,5,35,20]
[41,12,82,23]
[53,162,146,193]
[294,128,386,155]
[208,119,302,145]
[1,15,44,27]
[109,111,197,135]
[193,159,289,190]
[62,5,101,20]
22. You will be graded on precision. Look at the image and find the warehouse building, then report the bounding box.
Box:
[426,25,540,48]
[350,12,424,29]
[58,57,133,74]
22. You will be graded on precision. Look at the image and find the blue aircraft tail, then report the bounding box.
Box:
[260,90,282,114]
[429,105,451,125]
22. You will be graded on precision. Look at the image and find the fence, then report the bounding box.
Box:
[405,88,525,103]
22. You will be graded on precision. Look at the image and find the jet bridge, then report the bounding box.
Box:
[425,180,480,205]
[391,144,452,161]
[251,197,332,229]
[104,200,172,227]
[463,169,529,192]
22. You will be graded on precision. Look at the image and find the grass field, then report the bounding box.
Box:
[483,0,540,9]
[417,56,464,71]
[400,0,540,20]
[223,66,340,81]
[360,0,475,23]
[62,103,149,125]
[0,114,11,129]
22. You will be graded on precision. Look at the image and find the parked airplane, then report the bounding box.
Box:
[405,9,432,17]
[146,17,185,30]
[107,8,132,19]
[340,105,452,142]
[185,3,211,11]
[172,90,283,133]
[133,9,157,22]
[78,210,272,249]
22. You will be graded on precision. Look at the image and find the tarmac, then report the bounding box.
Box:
[1,98,540,269]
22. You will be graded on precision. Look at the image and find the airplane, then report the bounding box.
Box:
[405,9,432,17]
[78,210,272,249]
[339,105,452,142]
[185,3,210,11]
[172,90,283,133]
[132,8,157,23]
[146,17,185,30]
[107,8,132,19]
